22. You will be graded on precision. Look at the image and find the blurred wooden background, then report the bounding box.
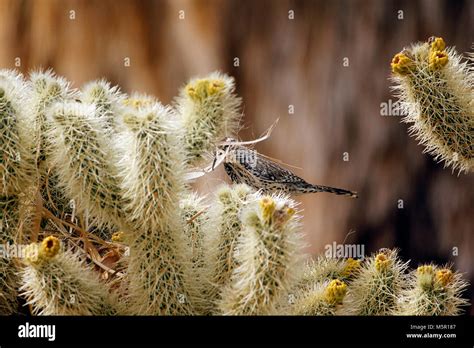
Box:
[0,0,473,311]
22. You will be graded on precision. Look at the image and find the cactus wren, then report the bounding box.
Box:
[219,140,358,198]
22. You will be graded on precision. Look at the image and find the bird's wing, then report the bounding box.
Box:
[237,149,307,184]
[223,162,243,183]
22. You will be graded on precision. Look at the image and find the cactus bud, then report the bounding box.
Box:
[219,194,303,315]
[20,237,116,315]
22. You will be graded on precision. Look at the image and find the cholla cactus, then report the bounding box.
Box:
[28,70,76,224]
[298,257,361,289]
[0,68,470,317]
[29,70,74,166]
[399,264,469,315]
[176,72,241,166]
[219,194,303,315]
[0,196,18,250]
[343,249,408,315]
[390,37,474,173]
[0,69,28,240]
[0,196,19,314]
[116,103,193,315]
[81,79,125,132]
[0,70,34,196]
[204,184,253,314]
[0,256,17,315]
[19,236,116,315]
[293,279,347,315]
[179,192,210,313]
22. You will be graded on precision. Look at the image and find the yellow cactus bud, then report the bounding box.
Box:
[375,252,391,272]
[39,236,61,259]
[391,53,414,75]
[435,269,454,287]
[24,237,61,265]
[429,37,446,52]
[429,50,449,70]
[324,279,347,305]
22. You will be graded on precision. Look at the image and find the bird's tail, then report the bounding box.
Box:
[305,183,358,198]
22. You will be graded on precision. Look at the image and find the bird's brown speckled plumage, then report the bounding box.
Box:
[222,144,358,198]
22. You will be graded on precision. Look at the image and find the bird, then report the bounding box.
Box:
[218,140,358,198]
